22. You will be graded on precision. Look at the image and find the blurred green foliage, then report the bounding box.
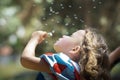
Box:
[0,0,120,80]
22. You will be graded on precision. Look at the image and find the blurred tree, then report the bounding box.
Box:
[0,0,120,55]
[0,0,120,79]
[40,0,120,50]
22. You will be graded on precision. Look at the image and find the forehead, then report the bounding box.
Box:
[71,30,85,37]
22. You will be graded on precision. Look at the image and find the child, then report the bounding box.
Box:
[21,28,111,80]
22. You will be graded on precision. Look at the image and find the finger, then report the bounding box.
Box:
[42,32,47,38]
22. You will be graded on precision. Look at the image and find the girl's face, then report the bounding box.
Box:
[54,30,85,54]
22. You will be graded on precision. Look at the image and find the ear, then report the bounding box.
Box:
[70,46,80,54]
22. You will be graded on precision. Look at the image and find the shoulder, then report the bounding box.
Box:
[40,52,81,80]
[41,52,80,73]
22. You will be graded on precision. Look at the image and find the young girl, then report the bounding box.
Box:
[21,28,111,80]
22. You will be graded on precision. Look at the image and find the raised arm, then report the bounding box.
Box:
[109,47,120,66]
[20,31,51,73]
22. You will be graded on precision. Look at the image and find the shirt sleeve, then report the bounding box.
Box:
[40,52,81,80]
[40,52,67,73]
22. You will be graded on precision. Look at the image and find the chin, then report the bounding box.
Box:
[53,44,61,52]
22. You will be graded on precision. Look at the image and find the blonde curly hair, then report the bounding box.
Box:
[79,28,111,80]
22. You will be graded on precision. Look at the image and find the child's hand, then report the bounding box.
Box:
[32,31,47,43]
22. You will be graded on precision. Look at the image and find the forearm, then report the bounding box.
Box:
[109,47,120,65]
[20,31,49,71]
[22,37,39,57]
[21,37,40,68]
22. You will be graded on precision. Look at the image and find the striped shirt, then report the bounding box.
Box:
[37,52,81,80]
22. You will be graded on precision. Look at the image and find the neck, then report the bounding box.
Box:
[61,51,80,63]
[69,53,80,63]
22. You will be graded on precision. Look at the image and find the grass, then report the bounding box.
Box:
[111,63,120,75]
[0,62,37,80]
